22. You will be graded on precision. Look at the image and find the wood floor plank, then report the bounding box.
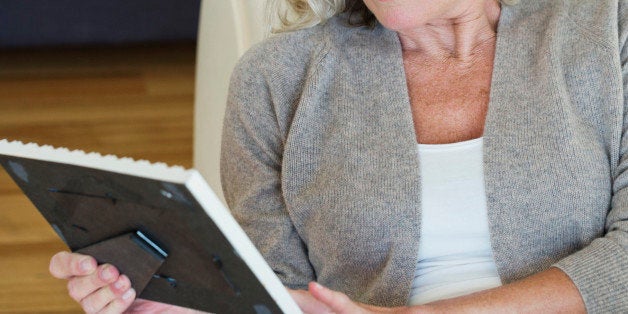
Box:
[0,74,147,99]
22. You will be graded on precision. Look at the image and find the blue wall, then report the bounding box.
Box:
[0,0,201,47]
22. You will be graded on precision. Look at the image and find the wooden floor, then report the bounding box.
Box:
[0,43,196,313]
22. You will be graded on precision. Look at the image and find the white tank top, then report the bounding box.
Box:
[408,137,502,305]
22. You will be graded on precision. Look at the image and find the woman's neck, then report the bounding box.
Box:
[397,0,501,62]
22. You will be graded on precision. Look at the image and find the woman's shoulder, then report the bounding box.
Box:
[499,0,625,54]
[232,14,389,83]
[235,25,327,77]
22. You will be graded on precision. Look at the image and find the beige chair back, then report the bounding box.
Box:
[194,0,266,203]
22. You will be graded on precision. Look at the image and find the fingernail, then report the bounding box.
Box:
[80,259,93,272]
[100,266,112,280]
[122,288,135,300]
[114,278,124,290]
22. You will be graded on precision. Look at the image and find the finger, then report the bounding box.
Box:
[67,264,120,302]
[50,251,97,279]
[288,288,333,314]
[99,288,136,314]
[309,282,355,314]
[110,275,132,296]
[78,275,131,314]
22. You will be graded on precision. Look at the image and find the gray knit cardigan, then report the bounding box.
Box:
[220,1,628,312]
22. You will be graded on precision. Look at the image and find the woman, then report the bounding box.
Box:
[49,0,628,312]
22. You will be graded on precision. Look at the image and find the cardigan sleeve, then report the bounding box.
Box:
[552,6,628,312]
[219,51,316,290]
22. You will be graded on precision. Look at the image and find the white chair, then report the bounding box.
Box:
[194,0,266,203]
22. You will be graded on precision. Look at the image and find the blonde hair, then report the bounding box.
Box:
[268,0,520,33]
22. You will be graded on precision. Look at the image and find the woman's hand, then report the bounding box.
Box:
[289,282,414,314]
[49,251,136,313]
[49,251,200,314]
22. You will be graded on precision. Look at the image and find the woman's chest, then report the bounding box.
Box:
[404,55,494,144]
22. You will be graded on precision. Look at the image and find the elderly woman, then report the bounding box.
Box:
[49,0,628,313]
